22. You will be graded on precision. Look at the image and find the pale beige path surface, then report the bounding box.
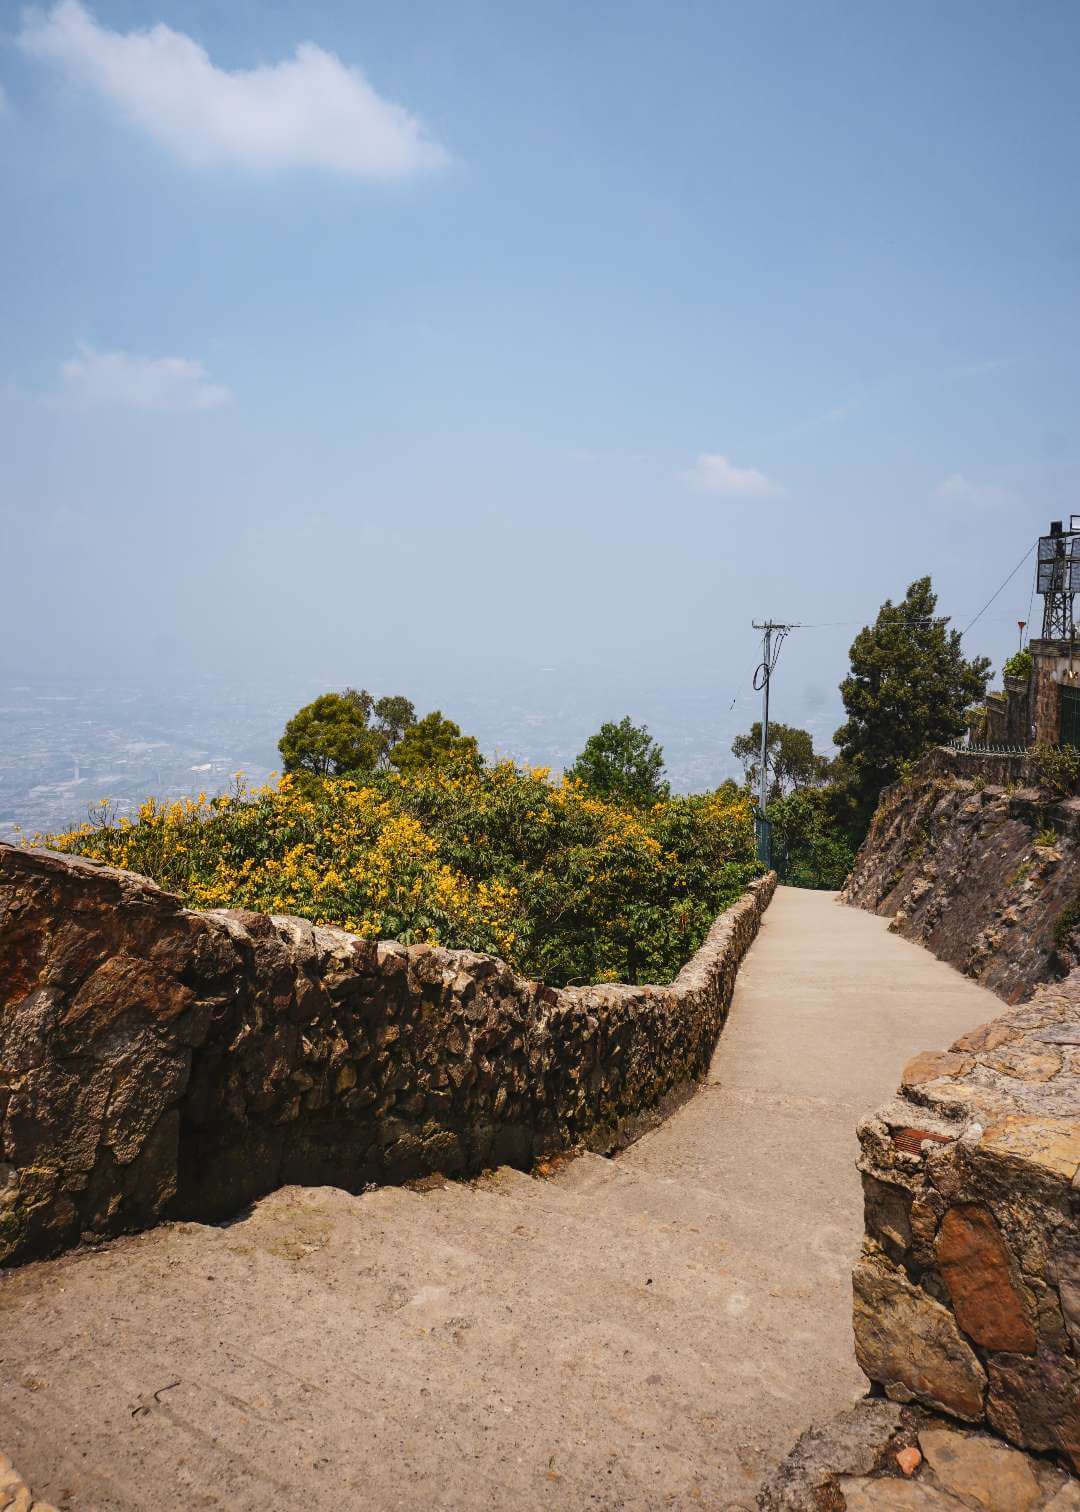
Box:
[0,889,1001,1512]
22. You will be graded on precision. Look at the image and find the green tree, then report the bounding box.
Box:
[279,689,417,777]
[568,717,670,806]
[278,689,380,777]
[833,576,991,837]
[766,788,856,890]
[373,695,416,765]
[390,711,481,774]
[731,721,833,799]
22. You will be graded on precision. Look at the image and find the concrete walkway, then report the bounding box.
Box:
[1,889,1002,1512]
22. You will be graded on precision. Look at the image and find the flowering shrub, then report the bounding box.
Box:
[39,763,758,987]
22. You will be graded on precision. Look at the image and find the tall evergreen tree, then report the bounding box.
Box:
[834,576,991,836]
[568,717,670,807]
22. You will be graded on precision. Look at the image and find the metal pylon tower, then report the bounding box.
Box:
[1039,520,1080,640]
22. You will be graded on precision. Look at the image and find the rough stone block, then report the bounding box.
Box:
[759,1400,1077,1512]
[855,973,1080,1470]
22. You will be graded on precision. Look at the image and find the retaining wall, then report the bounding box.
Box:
[854,972,1080,1471]
[842,751,1080,1002]
[0,842,774,1265]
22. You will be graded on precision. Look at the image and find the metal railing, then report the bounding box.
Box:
[947,739,1028,756]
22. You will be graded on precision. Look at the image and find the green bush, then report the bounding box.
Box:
[40,763,760,989]
[1054,896,1080,950]
[766,788,857,890]
[1002,649,1033,682]
[1027,744,1080,801]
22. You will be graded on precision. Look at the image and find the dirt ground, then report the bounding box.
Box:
[0,888,998,1511]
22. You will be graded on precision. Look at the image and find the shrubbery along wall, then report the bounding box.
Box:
[0,842,774,1265]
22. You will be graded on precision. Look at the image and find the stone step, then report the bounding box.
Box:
[472,1147,856,1292]
[412,1172,835,1370]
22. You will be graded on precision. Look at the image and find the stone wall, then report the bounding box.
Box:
[842,751,1080,1002]
[853,971,1080,1472]
[1005,674,1033,745]
[985,691,1009,744]
[976,679,1033,747]
[0,842,775,1266]
[760,1399,1080,1509]
[1032,638,1080,748]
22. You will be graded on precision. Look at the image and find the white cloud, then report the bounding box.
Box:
[680,452,787,498]
[18,0,449,179]
[61,344,233,412]
[933,473,1010,511]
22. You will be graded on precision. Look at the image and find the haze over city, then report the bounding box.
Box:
[2,1,1079,833]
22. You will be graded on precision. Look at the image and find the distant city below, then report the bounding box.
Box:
[0,671,844,842]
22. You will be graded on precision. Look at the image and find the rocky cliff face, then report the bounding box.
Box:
[842,749,1080,1003]
[0,842,774,1266]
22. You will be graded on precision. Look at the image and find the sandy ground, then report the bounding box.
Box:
[0,888,1000,1511]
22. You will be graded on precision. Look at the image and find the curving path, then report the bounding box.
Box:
[0,889,1003,1511]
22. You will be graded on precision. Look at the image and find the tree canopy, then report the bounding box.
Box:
[278,689,417,777]
[765,787,856,890]
[833,576,991,834]
[1002,648,1033,682]
[568,717,670,807]
[731,721,833,799]
[390,711,481,775]
[372,695,417,759]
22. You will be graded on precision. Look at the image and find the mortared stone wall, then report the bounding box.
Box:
[854,971,1080,1472]
[0,841,774,1266]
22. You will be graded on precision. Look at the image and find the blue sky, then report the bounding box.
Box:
[2,1,1079,755]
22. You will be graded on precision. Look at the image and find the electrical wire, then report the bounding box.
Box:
[961,542,1037,637]
[798,613,1026,629]
[738,540,1040,710]
[752,624,791,690]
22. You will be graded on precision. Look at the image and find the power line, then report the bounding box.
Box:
[961,542,1037,637]
[731,541,1041,757]
[798,612,1030,630]
[799,617,941,629]
[750,621,800,867]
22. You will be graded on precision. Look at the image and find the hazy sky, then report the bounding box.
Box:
[3,1,1079,745]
